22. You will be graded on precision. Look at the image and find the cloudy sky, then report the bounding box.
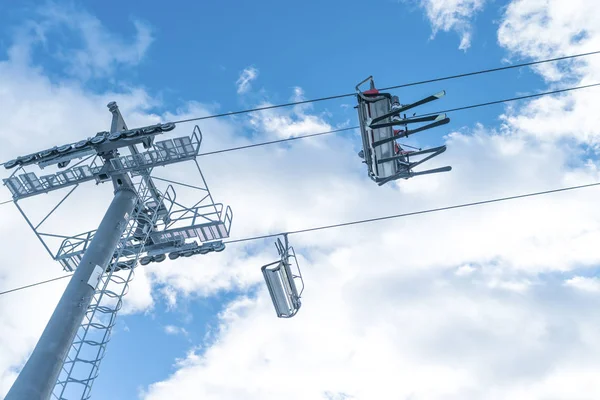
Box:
[2,0,600,399]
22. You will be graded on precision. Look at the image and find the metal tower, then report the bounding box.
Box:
[3,103,233,399]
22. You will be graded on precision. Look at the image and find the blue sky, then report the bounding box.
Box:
[96,290,240,399]
[3,1,600,399]
[0,0,547,145]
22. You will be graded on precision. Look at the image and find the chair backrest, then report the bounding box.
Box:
[261,236,304,318]
[262,260,301,318]
[356,94,398,181]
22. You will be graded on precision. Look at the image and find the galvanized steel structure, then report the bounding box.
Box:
[3,102,232,400]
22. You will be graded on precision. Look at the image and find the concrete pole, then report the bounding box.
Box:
[5,175,138,400]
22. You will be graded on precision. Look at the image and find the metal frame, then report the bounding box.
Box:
[2,129,202,201]
[47,155,233,272]
[355,76,452,185]
[2,101,233,400]
[4,125,231,273]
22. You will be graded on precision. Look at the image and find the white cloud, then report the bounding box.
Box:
[164,325,189,336]
[121,267,155,315]
[4,54,600,400]
[498,0,599,82]
[10,3,153,79]
[246,90,333,140]
[137,100,600,399]
[142,263,600,399]
[161,286,179,309]
[136,1,600,396]
[236,66,259,94]
[497,0,600,146]
[415,0,488,50]
[455,264,477,276]
[564,276,600,293]
[5,1,600,399]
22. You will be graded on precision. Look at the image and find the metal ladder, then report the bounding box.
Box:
[52,176,172,399]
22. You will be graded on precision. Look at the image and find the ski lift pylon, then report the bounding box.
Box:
[355,76,452,185]
[261,234,304,318]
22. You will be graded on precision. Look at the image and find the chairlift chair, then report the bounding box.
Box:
[355,76,452,185]
[261,234,304,318]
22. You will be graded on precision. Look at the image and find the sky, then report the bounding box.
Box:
[1,0,600,399]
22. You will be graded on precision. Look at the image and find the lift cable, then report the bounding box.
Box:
[0,274,72,296]
[2,181,599,297]
[197,81,600,158]
[171,50,600,125]
[1,82,599,206]
[198,126,357,156]
[422,82,600,117]
[224,181,600,244]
